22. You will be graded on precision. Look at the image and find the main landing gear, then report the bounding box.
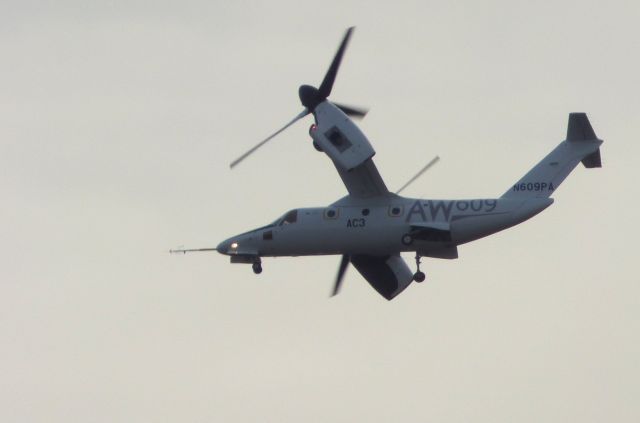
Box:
[413,254,426,282]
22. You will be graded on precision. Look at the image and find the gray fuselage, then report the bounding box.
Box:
[216,195,553,259]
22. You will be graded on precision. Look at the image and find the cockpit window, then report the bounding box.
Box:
[279,209,298,225]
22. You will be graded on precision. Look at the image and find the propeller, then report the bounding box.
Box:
[230,109,309,169]
[331,254,350,296]
[230,27,364,169]
[299,26,354,111]
[334,102,368,118]
[395,156,440,195]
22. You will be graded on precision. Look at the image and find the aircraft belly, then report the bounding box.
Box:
[450,213,516,244]
[317,225,400,255]
[341,226,402,255]
[262,223,402,257]
[449,198,552,243]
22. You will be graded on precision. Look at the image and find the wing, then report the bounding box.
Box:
[350,254,413,300]
[333,159,389,198]
[310,102,389,198]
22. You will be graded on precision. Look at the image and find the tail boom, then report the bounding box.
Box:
[502,113,603,199]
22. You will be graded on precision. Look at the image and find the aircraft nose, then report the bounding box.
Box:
[216,238,242,255]
[216,239,230,255]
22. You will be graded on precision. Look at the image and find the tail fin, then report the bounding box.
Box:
[502,113,603,199]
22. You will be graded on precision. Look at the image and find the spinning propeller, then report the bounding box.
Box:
[230,27,367,169]
[331,254,350,297]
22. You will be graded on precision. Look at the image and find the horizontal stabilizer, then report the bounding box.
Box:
[581,148,602,168]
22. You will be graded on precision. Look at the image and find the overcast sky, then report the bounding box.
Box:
[2,0,639,421]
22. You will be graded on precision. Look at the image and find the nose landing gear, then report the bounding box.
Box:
[252,259,262,274]
[413,254,426,282]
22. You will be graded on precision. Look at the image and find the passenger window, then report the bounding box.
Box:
[388,206,403,217]
[324,208,339,219]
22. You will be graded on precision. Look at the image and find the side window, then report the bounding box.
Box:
[323,207,340,220]
[388,205,404,217]
[324,127,352,153]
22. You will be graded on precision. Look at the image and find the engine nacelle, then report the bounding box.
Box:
[309,102,376,171]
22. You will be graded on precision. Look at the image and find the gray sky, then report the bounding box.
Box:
[2,0,639,421]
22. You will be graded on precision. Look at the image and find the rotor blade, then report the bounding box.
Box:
[230,109,309,169]
[331,254,350,297]
[395,155,440,195]
[318,27,354,99]
[334,102,368,119]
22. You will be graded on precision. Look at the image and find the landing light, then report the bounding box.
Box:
[231,242,238,249]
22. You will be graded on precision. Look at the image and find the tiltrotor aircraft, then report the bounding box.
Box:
[172,27,603,300]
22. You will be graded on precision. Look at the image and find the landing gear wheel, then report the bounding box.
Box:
[252,262,262,274]
[413,254,425,282]
[401,233,413,246]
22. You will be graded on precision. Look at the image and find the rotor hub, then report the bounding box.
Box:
[298,85,322,111]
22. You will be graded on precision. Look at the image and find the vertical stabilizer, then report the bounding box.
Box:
[567,112,597,141]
